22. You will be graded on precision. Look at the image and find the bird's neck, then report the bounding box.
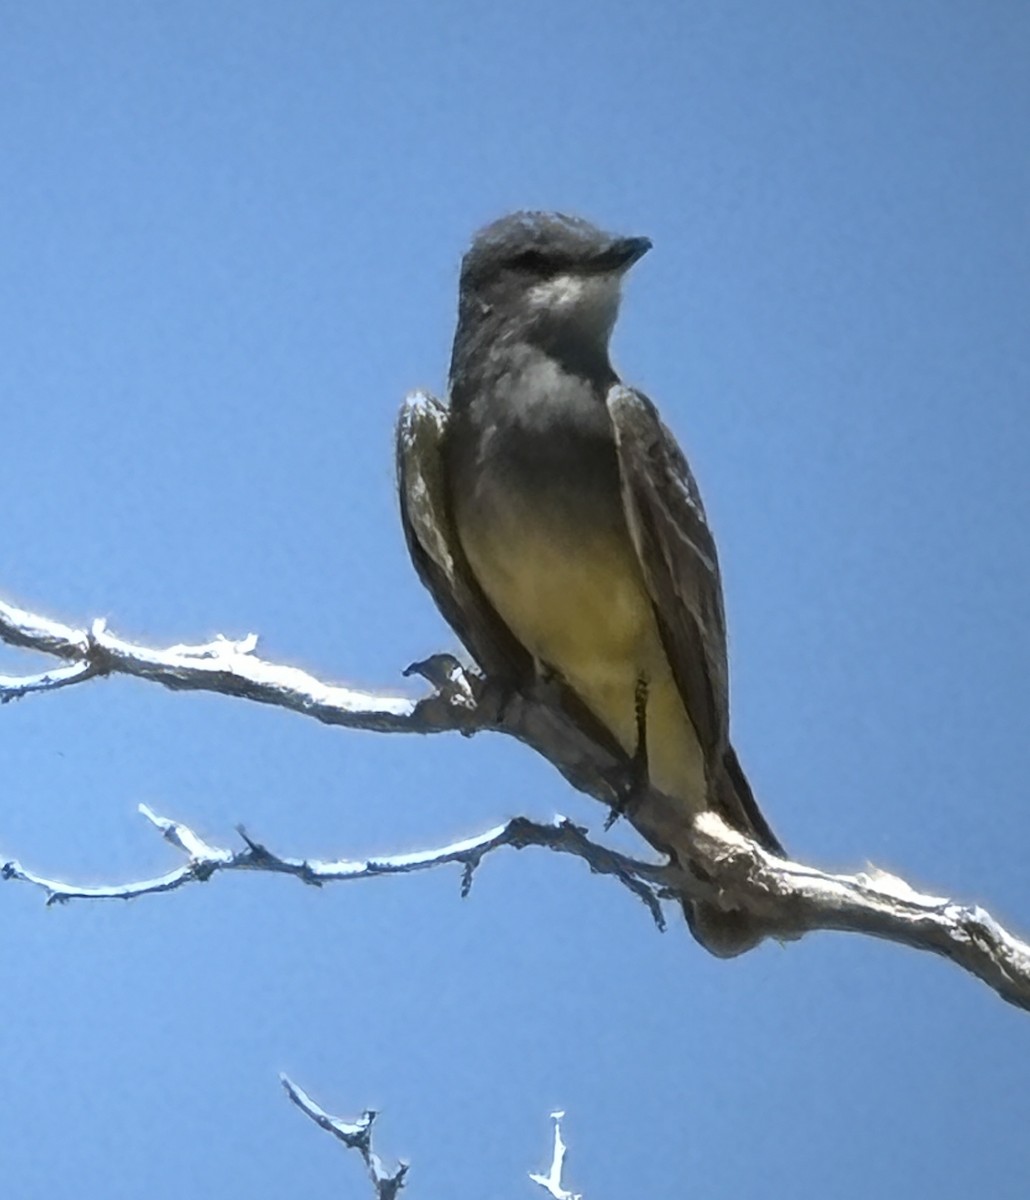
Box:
[449,302,617,412]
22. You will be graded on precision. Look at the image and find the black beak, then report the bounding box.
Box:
[606,235,652,272]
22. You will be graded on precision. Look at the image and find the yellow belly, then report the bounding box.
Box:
[459,510,707,810]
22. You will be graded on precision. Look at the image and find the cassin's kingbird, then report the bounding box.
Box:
[398,212,782,955]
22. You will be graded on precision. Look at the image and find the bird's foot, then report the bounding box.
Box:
[605,674,650,829]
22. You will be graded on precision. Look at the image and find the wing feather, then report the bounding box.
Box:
[607,385,782,854]
[396,391,533,683]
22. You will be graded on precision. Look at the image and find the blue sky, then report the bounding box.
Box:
[2,2,1029,1196]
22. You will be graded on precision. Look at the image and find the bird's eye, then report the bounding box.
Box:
[509,249,549,273]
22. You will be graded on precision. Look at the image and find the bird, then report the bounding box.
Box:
[397,211,782,955]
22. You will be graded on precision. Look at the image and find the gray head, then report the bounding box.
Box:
[457,212,651,348]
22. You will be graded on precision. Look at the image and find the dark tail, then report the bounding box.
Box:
[718,743,783,855]
[682,744,783,957]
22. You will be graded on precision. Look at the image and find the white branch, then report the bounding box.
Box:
[680,812,1030,1011]
[0,599,434,731]
[283,1086,588,1199]
[1,804,669,925]
[282,1078,408,1198]
[4,595,1030,1013]
[530,1111,582,1200]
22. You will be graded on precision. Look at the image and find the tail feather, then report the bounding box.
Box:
[682,899,769,958]
[682,746,783,957]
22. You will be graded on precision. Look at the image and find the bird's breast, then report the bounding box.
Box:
[455,477,659,688]
[448,398,707,809]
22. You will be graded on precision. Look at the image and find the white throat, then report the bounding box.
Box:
[526,271,622,337]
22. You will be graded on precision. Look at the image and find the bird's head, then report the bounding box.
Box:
[458,212,651,345]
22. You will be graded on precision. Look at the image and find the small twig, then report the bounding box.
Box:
[0,660,100,702]
[530,1111,582,1200]
[1,804,669,922]
[283,1087,587,1199]
[0,599,452,733]
[281,1077,408,1199]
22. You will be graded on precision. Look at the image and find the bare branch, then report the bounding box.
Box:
[530,1111,582,1200]
[5,593,1030,1012]
[0,659,98,701]
[282,1078,408,1199]
[282,1087,586,1199]
[0,598,92,659]
[0,599,445,732]
[0,600,633,801]
[680,812,1030,1013]
[1,804,669,923]
[0,598,650,809]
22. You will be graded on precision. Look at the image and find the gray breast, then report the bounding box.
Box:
[449,350,624,533]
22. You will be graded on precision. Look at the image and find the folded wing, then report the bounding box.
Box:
[607,385,782,855]
[396,391,534,684]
